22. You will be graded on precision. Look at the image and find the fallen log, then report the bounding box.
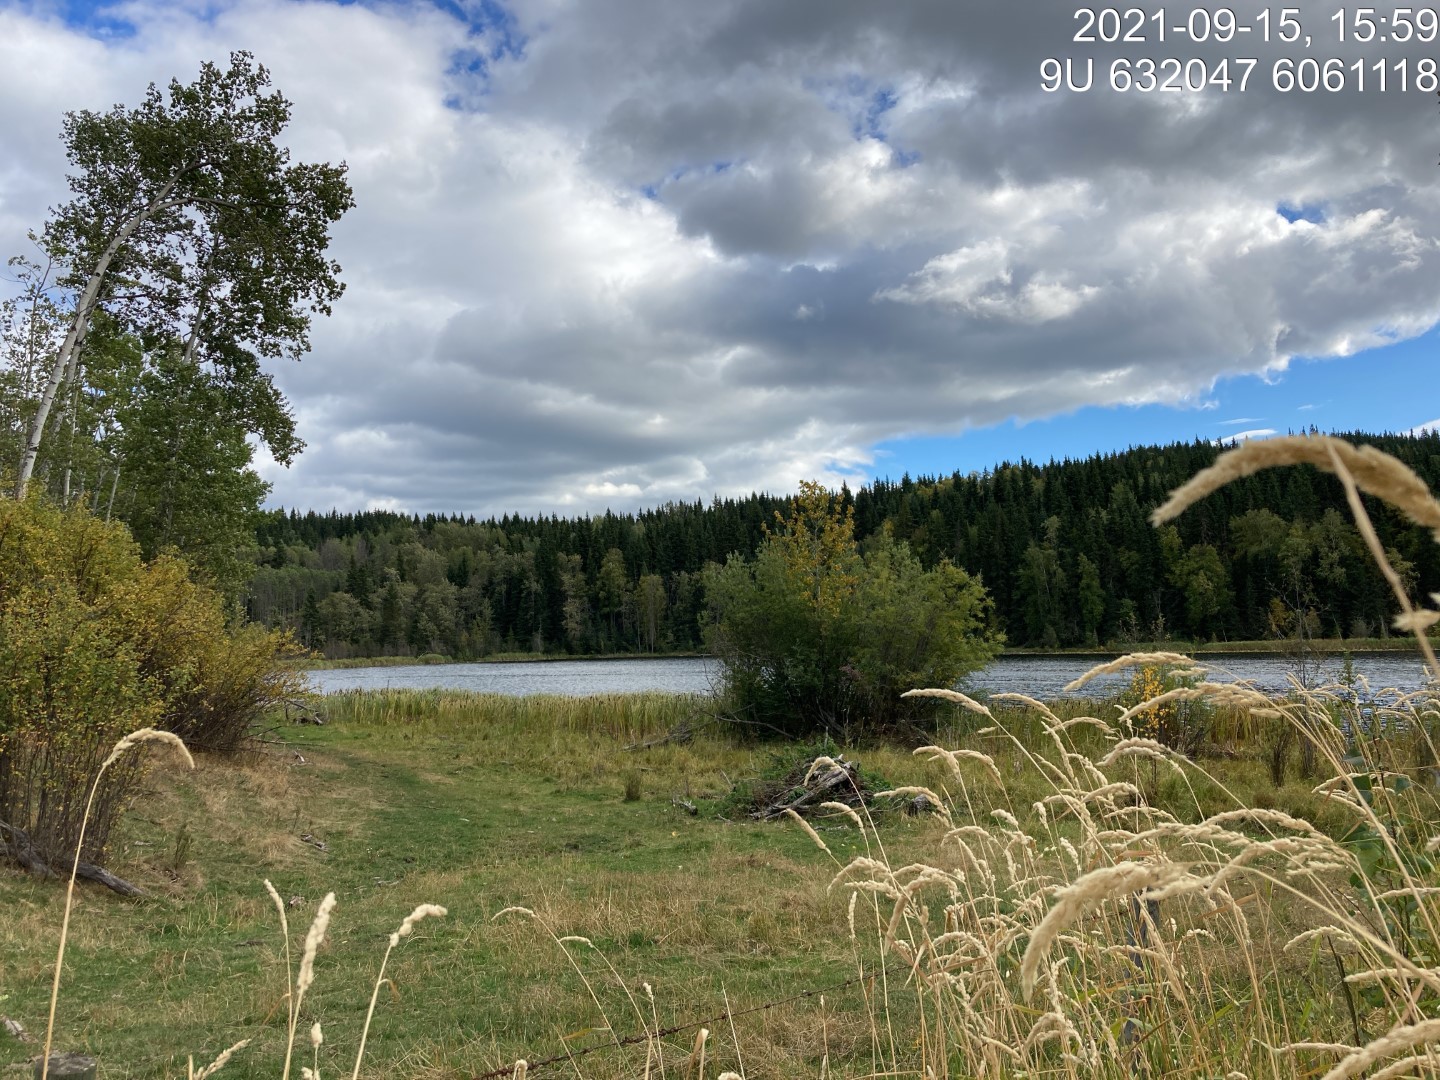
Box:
[282,696,326,725]
[0,820,147,898]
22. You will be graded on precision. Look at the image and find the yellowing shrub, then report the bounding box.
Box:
[0,498,304,869]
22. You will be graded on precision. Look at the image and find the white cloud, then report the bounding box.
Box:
[873,241,1099,323]
[2,0,1439,514]
[1408,418,1440,436]
[1219,429,1279,444]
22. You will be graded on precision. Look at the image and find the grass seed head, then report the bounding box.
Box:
[296,893,337,1001]
[901,687,994,715]
[1020,861,1194,999]
[102,727,195,771]
[1151,434,1440,542]
[1064,652,1197,692]
[191,1039,250,1080]
[389,903,447,947]
[1321,1017,1440,1080]
[785,808,831,855]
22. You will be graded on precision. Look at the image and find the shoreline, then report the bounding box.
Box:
[999,637,1437,658]
[290,637,1436,672]
[289,650,710,671]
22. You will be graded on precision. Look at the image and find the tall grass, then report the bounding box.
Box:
[777,435,1440,1078]
[323,689,708,743]
[807,668,1440,1078]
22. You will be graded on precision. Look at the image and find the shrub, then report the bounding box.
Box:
[703,481,1000,739]
[0,498,304,869]
[1116,663,1212,755]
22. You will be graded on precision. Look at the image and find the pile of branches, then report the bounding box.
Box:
[744,754,876,820]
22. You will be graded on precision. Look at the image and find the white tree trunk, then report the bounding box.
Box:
[14,182,179,499]
[104,467,119,521]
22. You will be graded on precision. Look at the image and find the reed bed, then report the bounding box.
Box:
[322,689,707,743]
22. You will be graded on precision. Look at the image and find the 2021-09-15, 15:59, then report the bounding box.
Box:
[1069,7,1440,44]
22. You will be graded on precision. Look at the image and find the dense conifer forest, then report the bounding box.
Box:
[247,431,1440,657]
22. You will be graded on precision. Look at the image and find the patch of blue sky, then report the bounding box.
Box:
[51,0,141,38]
[801,75,921,170]
[803,74,887,138]
[864,87,898,139]
[636,160,738,202]
[1277,202,1327,225]
[433,0,524,107]
[870,328,1440,481]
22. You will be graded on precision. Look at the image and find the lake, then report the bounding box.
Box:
[306,652,1437,698]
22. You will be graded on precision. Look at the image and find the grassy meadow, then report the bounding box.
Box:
[0,691,953,1079]
[2,679,1421,1079]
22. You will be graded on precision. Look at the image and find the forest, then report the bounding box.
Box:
[246,429,1440,657]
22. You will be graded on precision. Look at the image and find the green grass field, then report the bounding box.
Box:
[0,693,958,1079]
[0,687,1423,1079]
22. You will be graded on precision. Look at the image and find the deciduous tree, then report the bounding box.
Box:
[13,52,353,497]
[703,481,999,738]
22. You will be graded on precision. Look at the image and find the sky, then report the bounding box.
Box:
[0,0,1438,516]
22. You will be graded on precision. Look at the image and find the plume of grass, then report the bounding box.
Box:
[1322,1017,1440,1080]
[1151,434,1440,679]
[1063,652,1199,692]
[1018,861,1198,999]
[281,892,336,1080]
[264,880,294,1050]
[350,904,447,1079]
[310,1023,323,1080]
[41,728,193,1080]
[1151,433,1440,541]
[188,1039,251,1080]
[686,1028,708,1080]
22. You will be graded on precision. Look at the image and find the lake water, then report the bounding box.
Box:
[307,657,725,696]
[306,652,1437,698]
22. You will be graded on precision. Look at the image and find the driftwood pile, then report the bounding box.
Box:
[745,754,874,820]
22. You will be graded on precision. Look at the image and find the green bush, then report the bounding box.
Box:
[703,481,1001,739]
[0,498,304,869]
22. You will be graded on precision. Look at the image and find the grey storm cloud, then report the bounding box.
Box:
[1,0,1437,514]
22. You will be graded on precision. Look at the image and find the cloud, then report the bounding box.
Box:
[1218,428,1279,444]
[2,0,1439,515]
[1409,419,1440,436]
[873,240,1100,323]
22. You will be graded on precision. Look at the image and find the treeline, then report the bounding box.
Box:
[247,431,1440,656]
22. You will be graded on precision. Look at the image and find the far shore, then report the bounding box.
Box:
[289,650,710,670]
[1000,636,1438,657]
[289,636,1437,671]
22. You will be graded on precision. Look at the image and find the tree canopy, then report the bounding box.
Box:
[239,433,1440,661]
[1,53,353,595]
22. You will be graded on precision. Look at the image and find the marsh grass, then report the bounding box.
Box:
[323,689,706,744]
